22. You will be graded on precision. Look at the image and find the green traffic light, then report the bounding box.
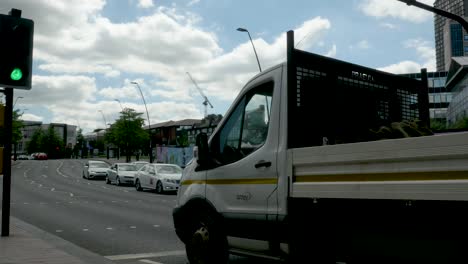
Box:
[10,68,23,81]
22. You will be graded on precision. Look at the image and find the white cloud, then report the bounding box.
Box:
[4,1,334,132]
[358,0,433,23]
[21,113,43,122]
[380,22,397,29]
[138,0,154,9]
[325,44,337,57]
[350,40,371,50]
[379,38,435,74]
[187,0,200,7]
[378,60,422,74]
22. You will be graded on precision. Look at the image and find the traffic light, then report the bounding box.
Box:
[0,13,34,89]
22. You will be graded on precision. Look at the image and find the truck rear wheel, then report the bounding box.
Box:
[185,212,228,264]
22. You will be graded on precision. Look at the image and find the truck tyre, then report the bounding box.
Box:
[185,211,228,264]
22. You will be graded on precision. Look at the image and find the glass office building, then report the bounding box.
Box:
[434,0,468,71]
[401,71,451,122]
[446,57,468,125]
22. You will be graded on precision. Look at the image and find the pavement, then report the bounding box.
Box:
[0,159,116,264]
[0,215,116,264]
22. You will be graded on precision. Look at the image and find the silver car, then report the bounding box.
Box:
[83,161,109,179]
[134,163,183,193]
[106,163,138,186]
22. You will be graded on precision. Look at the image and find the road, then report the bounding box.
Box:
[3,159,278,264]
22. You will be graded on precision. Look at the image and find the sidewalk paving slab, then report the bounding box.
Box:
[0,215,115,264]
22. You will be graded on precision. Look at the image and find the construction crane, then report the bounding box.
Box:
[186,72,213,117]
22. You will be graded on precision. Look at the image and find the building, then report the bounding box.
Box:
[18,121,77,154]
[445,57,468,125]
[401,71,451,122]
[434,0,468,71]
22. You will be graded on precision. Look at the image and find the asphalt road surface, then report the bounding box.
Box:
[3,159,279,264]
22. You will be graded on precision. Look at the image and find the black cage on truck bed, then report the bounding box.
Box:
[286,30,430,149]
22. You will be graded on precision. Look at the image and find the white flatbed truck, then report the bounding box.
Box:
[173,30,468,264]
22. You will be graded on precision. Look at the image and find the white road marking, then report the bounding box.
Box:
[23,202,29,205]
[83,229,89,232]
[70,193,74,197]
[105,250,185,260]
[42,175,48,178]
[130,226,136,229]
[17,166,22,169]
[102,186,109,189]
[111,201,117,203]
[153,225,160,228]
[55,230,63,233]
[106,227,113,230]
[140,260,163,264]
[123,190,129,193]
[51,188,55,191]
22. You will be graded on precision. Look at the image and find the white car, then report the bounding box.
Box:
[82,160,109,179]
[106,163,138,186]
[132,161,149,171]
[134,163,183,193]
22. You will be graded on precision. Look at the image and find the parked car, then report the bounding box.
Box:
[36,153,48,160]
[82,160,109,180]
[132,161,149,171]
[106,163,138,186]
[134,163,183,193]
[17,155,30,160]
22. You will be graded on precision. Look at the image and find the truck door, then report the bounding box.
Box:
[206,70,280,224]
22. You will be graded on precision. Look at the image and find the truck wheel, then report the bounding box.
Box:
[186,212,228,264]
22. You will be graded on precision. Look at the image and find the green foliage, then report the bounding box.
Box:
[26,126,65,158]
[0,108,24,145]
[449,117,468,129]
[105,108,149,161]
[430,118,447,131]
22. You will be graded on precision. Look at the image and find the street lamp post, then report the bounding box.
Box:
[131,81,153,163]
[114,99,125,161]
[13,96,23,108]
[237,27,262,72]
[98,110,107,129]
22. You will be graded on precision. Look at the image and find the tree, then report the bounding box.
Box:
[201,114,223,126]
[26,126,64,158]
[0,108,24,146]
[105,108,149,162]
[449,117,468,129]
[73,128,85,158]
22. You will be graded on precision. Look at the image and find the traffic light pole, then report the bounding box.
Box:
[1,87,13,237]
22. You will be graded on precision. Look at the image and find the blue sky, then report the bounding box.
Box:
[1,0,435,133]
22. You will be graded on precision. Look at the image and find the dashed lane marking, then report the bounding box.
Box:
[130,226,137,229]
[153,225,160,228]
[83,229,89,232]
[106,227,113,230]
[105,250,185,260]
[140,260,163,264]
[55,230,63,233]
[42,175,48,178]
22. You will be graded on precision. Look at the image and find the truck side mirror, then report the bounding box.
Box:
[195,133,209,165]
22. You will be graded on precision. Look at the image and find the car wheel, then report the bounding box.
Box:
[185,210,228,264]
[116,177,121,186]
[135,180,143,191]
[105,177,110,184]
[155,181,163,194]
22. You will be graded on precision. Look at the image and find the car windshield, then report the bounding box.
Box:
[119,164,137,171]
[89,163,108,168]
[156,165,182,174]
[134,163,148,170]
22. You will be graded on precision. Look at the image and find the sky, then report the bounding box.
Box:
[0,0,436,133]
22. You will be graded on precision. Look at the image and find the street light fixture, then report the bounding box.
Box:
[98,110,107,129]
[130,81,153,163]
[13,96,23,108]
[114,99,124,111]
[237,27,262,72]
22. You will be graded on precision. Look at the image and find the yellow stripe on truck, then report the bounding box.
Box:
[294,171,468,183]
[181,178,277,185]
